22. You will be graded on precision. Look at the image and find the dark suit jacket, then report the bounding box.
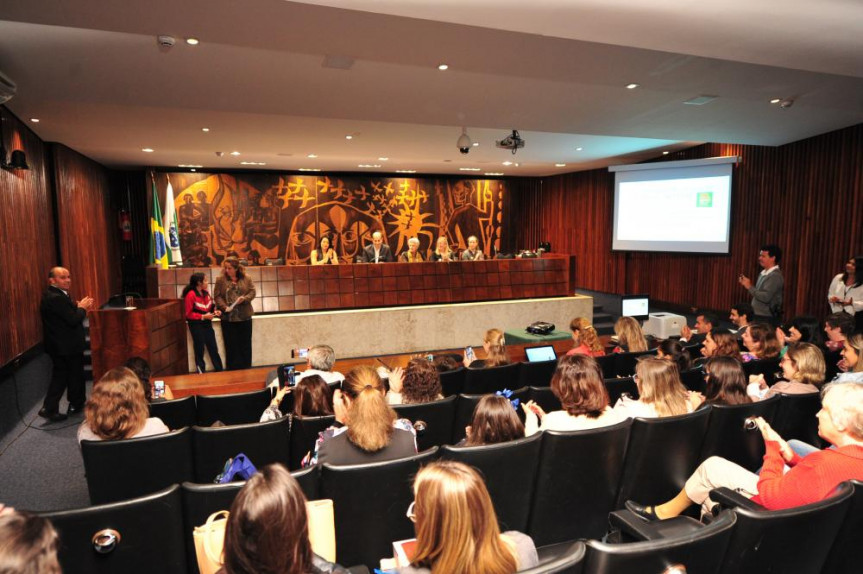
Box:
[41,286,87,356]
[361,244,394,263]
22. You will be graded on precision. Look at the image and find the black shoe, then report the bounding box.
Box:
[67,403,85,415]
[625,500,659,521]
[38,408,68,423]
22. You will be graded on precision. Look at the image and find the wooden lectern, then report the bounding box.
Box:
[89,298,188,382]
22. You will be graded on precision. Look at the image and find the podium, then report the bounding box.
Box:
[89,298,188,382]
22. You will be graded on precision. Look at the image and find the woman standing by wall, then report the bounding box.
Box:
[214,257,256,370]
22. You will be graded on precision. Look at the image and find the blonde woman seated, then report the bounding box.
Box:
[462,394,525,446]
[834,332,863,383]
[740,322,782,362]
[613,357,693,419]
[523,354,622,435]
[566,317,605,357]
[399,237,424,263]
[304,365,416,466]
[310,236,339,265]
[430,236,455,262]
[612,316,648,353]
[401,460,539,574]
[77,367,169,442]
[465,328,510,368]
[748,342,825,401]
[386,358,444,405]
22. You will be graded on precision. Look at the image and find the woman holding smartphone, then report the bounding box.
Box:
[215,257,256,370]
[182,272,224,373]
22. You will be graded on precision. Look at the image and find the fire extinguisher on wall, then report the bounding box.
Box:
[119,210,132,241]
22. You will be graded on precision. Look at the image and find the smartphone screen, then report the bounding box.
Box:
[153,380,165,399]
[278,365,296,389]
[298,348,309,359]
[465,346,475,361]
[425,354,434,362]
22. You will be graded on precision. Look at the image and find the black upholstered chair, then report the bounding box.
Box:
[291,464,321,501]
[823,479,863,574]
[527,420,632,546]
[741,357,781,386]
[181,481,245,574]
[40,485,187,574]
[149,395,197,430]
[771,391,822,446]
[289,414,336,470]
[615,408,711,509]
[527,386,562,415]
[613,349,656,378]
[518,359,558,388]
[594,355,617,379]
[519,541,586,574]
[451,387,529,443]
[440,432,542,532]
[583,511,736,574]
[463,362,520,394]
[191,416,291,482]
[195,388,273,426]
[603,377,638,405]
[439,366,467,396]
[680,367,707,393]
[392,395,457,451]
[81,427,194,504]
[698,396,780,472]
[823,348,842,384]
[319,448,439,569]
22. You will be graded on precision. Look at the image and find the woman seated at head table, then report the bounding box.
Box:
[430,236,455,262]
[310,236,339,265]
[400,237,424,263]
[625,382,863,521]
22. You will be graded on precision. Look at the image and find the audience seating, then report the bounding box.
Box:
[319,448,439,568]
[680,367,706,393]
[291,464,321,501]
[518,541,586,574]
[594,355,616,379]
[149,396,198,430]
[613,349,656,378]
[823,349,842,383]
[517,358,559,388]
[463,362,520,394]
[439,366,466,396]
[191,416,291,482]
[451,387,529,443]
[615,408,711,509]
[603,377,638,405]
[527,420,633,546]
[770,391,822,446]
[195,388,272,426]
[698,396,780,472]
[584,510,736,574]
[441,432,542,532]
[822,479,863,574]
[41,485,188,574]
[741,358,780,386]
[527,386,562,415]
[181,481,244,574]
[392,395,457,451]
[81,428,194,505]
[289,414,336,470]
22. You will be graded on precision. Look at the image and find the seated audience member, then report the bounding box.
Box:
[656,339,692,373]
[613,357,692,419]
[680,312,719,344]
[310,236,339,265]
[269,344,344,388]
[523,354,622,435]
[430,236,455,262]
[305,366,416,466]
[260,375,334,422]
[699,328,741,364]
[361,231,394,263]
[824,311,855,352]
[402,460,539,574]
[387,358,444,405]
[400,237,424,263]
[460,235,485,261]
[221,464,349,574]
[465,328,510,368]
[124,356,174,402]
[729,302,754,337]
[827,255,863,316]
[566,317,605,357]
[688,356,751,410]
[0,506,61,574]
[625,382,863,520]
[78,367,169,442]
[433,354,460,373]
[613,316,649,353]
[740,322,782,362]
[833,332,863,383]
[777,315,825,350]
[748,342,825,401]
[463,394,525,446]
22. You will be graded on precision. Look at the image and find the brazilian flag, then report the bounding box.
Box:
[149,179,168,269]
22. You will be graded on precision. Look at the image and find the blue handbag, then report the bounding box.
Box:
[215,453,257,483]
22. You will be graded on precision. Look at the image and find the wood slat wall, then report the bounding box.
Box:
[507,123,863,319]
[0,110,56,367]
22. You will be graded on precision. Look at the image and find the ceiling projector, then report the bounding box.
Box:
[496,130,525,154]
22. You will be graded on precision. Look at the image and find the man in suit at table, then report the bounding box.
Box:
[39,267,94,422]
[361,231,394,263]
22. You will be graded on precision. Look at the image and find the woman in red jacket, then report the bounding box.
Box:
[182,272,224,373]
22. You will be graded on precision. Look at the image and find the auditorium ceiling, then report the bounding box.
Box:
[0,0,861,176]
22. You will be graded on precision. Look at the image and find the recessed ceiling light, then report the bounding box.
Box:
[437,64,449,71]
[555,163,566,167]
[190,168,196,172]
[485,172,504,176]
[576,147,583,151]
[662,151,670,155]
[240,161,267,166]
[186,38,199,45]
[396,170,416,174]
[459,167,481,172]
[358,164,382,168]
[201,127,210,132]
[142,148,154,153]
[472,142,479,147]
[299,168,321,172]
[230,151,241,156]
[770,98,781,104]
[626,83,639,89]
[307,154,318,158]
[502,161,513,166]
[345,135,353,140]
[378,157,389,161]
[30,118,40,123]
[178,164,204,168]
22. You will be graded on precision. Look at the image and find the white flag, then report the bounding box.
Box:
[163,179,183,265]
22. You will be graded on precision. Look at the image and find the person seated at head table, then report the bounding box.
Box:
[462,394,525,446]
[386,358,444,405]
[460,235,485,261]
[748,342,825,401]
[465,328,510,368]
[430,236,455,262]
[361,230,394,263]
[566,317,605,357]
[400,237,424,263]
[310,236,339,265]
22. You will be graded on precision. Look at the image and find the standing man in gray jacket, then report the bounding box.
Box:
[738,244,784,326]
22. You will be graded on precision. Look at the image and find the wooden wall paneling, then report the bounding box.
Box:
[0,109,56,367]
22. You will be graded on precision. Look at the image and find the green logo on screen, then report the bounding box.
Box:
[696,192,713,207]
